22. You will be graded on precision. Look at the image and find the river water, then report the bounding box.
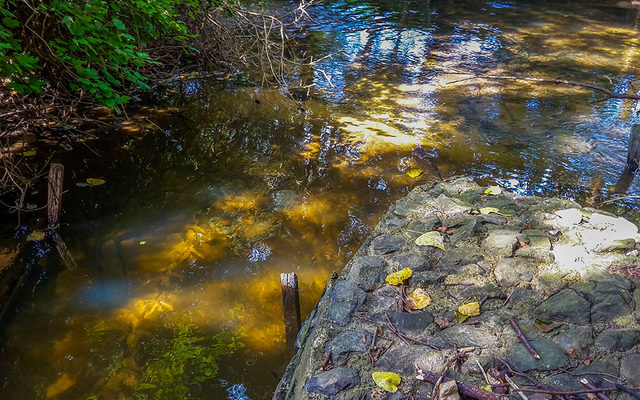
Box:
[2,1,640,399]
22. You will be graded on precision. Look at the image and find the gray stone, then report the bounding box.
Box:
[304,367,359,395]
[438,380,460,400]
[391,253,433,272]
[326,280,366,326]
[389,391,407,400]
[439,177,482,195]
[482,229,520,257]
[595,329,640,352]
[412,271,448,287]
[440,324,500,349]
[325,330,372,364]
[394,198,424,217]
[384,218,409,229]
[590,293,632,323]
[450,221,480,244]
[377,345,421,375]
[371,235,406,255]
[553,326,593,358]
[407,212,440,233]
[534,289,591,325]
[494,258,537,287]
[434,193,473,215]
[346,256,386,291]
[598,238,636,253]
[515,246,554,261]
[621,354,640,385]
[477,213,508,225]
[435,246,483,271]
[389,311,434,336]
[573,361,620,387]
[415,350,450,375]
[507,338,568,372]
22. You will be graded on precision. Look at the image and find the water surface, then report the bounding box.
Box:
[2,1,640,399]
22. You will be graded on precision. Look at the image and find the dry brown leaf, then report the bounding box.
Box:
[434,317,454,329]
[567,348,577,359]
[437,226,448,232]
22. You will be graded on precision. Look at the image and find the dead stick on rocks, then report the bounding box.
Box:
[581,379,611,400]
[509,318,540,360]
[418,371,509,400]
[604,379,640,400]
[504,375,529,400]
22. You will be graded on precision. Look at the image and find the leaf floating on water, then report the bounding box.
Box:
[372,371,401,393]
[27,230,46,241]
[86,178,106,186]
[406,168,423,178]
[479,207,499,215]
[484,186,502,195]
[75,182,89,187]
[415,231,445,251]
[406,288,432,310]
[386,267,412,285]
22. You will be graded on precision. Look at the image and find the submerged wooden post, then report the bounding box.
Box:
[46,163,77,269]
[280,272,301,348]
[47,163,64,228]
[615,124,640,193]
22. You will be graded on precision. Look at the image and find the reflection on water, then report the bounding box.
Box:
[3,0,640,399]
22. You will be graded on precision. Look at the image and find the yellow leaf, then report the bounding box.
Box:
[407,288,432,310]
[385,267,412,285]
[455,310,470,323]
[482,385,493,392]
[406,168,423,178]
[20,150,37,157]
[479,207,499,215]
[139,241,147,245]
[372,371,401,393]
[27,230,46,241]
[484,186,502,195]
[457,301,480,317]
[86,178,106,186]
[415,231,445,251]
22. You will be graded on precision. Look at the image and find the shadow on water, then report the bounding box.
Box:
[3,0,640,399]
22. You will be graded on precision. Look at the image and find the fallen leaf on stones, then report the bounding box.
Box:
[584,358,593,366]
[415,231,445,251]
[385,268,412,285]
[372,371,401,393]
[481,385,493,392]
[455,310,470,323]
[435,317,454,329]
[522,224,533,229]
[406,288,432,310]
[445,227,458,235]
[406,168,423,178]
[458,301,480,317]
[27,230,46,241]
[479,207,499,215]
[567,348,576,359]
[518,240,529,248]
[86,178,106,186]
[534,318,555,333]
[437,226,448,232]
[586,394,598,400]
[456,300,480,322]
[484,186,502,195]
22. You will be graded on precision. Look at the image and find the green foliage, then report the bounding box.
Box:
[133,325,246,400]
[0,0,208,108]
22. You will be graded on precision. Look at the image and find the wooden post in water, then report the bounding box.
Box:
[615,124,640,193]
[47,163,64,228]
[46,163,77,269]
[280,272,301,348]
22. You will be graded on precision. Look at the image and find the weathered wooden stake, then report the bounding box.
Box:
[615,124,640,193]
[280,272,301,348]
[47,163,64,228]
[46,163,77,270]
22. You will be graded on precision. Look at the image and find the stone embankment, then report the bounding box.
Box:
[273,177,640,400]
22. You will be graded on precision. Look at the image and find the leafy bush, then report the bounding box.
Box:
[0,0,203,108]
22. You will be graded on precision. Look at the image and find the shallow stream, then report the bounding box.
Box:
[3,1,640,399]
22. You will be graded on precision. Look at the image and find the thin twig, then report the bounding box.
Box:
[509,318,540,360]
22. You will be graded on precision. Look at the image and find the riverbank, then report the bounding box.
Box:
[274,176,640,400]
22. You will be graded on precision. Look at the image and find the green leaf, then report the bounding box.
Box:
[415,231,445,251]
[2,17,20,29]
[113,18,126,30]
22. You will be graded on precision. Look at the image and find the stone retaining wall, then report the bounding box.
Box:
[273,177,640,400]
